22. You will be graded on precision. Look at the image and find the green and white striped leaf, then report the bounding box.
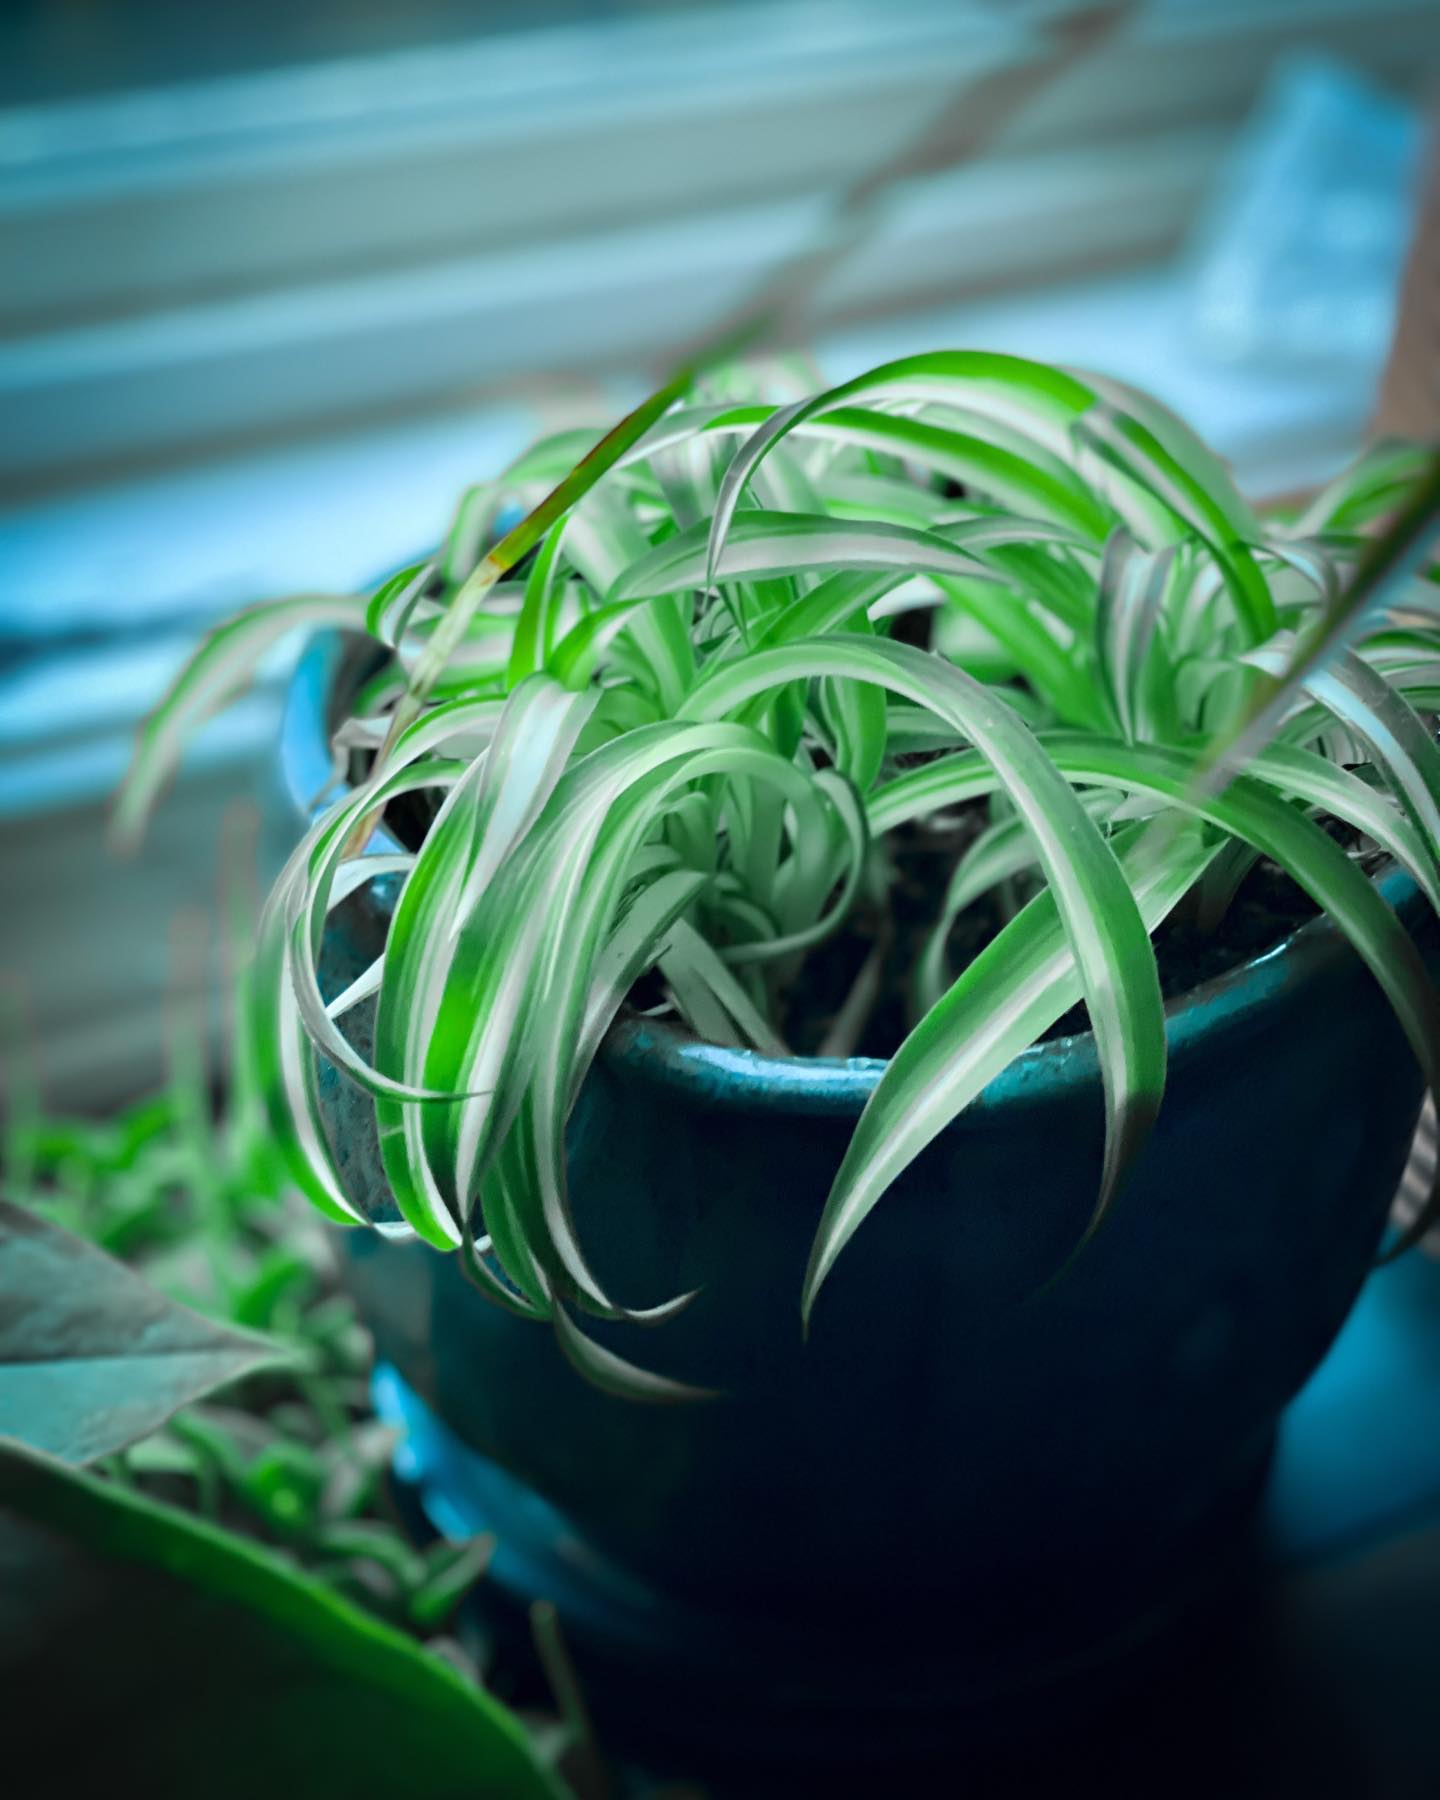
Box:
[1245,637,1440,909]
[914,787,1131,1013]
[875,733,1440,1239]
[682,632,1166,1313]
[617,510,998,600]
[118,342,1440,1386]
[114,592,369,848]
[704,351,1106,590]
[1072,403,1274,644]
[1093,530,1176,742]
[1205,449,1440,787]
[807,817,1216,1322]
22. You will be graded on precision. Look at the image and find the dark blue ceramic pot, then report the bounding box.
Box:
[284,631,1434,1760]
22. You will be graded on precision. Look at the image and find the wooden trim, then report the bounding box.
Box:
[1374,107,1440,441]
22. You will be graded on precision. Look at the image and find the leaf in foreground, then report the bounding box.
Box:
[0,1440,560,1800]
[0,1199,286,1464]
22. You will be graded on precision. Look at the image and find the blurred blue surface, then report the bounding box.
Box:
[1187,53,1422,373]
[1267,1248,1440,1565]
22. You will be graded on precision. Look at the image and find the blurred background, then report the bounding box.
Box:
[2,0,1437,1109]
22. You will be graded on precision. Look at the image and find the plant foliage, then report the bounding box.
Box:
[0,1198,285,1463]
[0,1439,561,1799]
[1,1012,577,1794]
[120,354,1440,1382]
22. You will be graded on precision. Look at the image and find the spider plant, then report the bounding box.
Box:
[119,353,1440,1396]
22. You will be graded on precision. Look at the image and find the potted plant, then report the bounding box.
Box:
[121,352,1440,1761]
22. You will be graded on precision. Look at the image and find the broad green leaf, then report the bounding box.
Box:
[0,1440,560,1800]
[0,1201,284,1465]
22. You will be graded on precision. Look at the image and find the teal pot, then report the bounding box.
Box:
[285,632,1434,1761]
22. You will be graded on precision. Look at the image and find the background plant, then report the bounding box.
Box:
[0,997,575,1796]
[120,354,1440,1391]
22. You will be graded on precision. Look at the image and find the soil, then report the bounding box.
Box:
[406,771,1358,1060]
[777,812,1343,1060]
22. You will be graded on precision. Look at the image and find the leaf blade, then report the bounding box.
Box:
[0,1201,286,1464]
[0,1439,561,1799]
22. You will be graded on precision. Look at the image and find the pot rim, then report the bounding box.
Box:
[284,629,1426,1122]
